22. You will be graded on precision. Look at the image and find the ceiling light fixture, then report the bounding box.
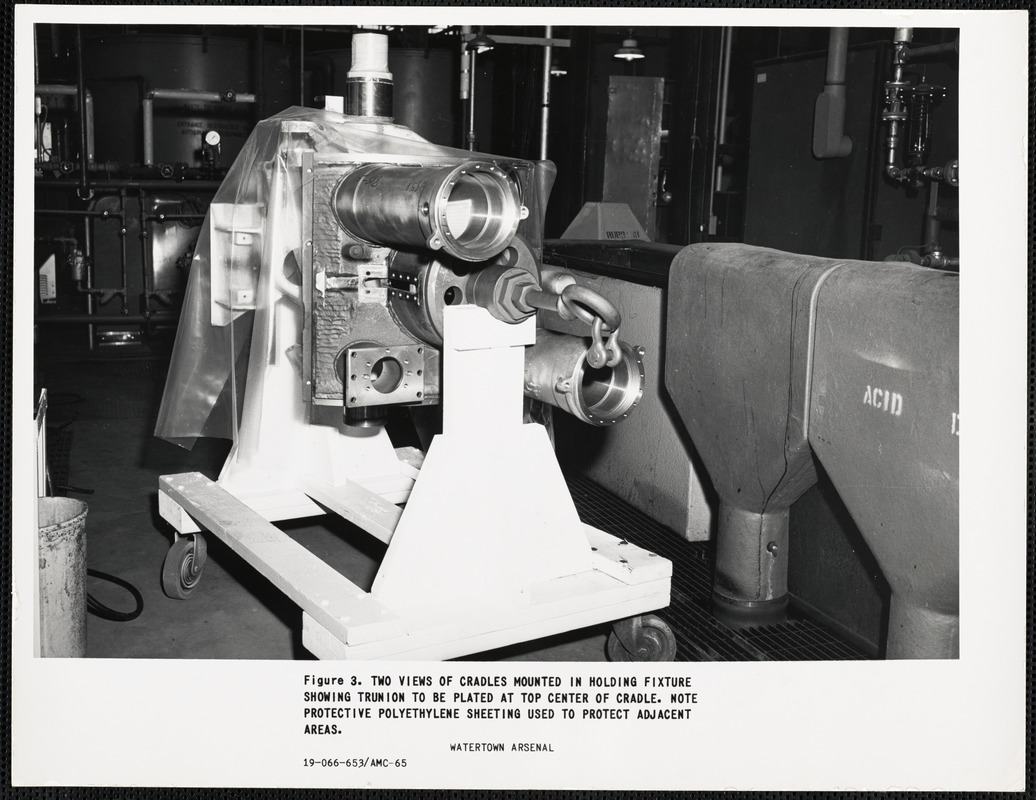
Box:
[614,33,644,61]
[466,28,496,54]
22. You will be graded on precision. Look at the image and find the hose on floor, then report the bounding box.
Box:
[87,569,144,622]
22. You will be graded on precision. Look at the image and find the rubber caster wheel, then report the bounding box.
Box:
[607,614,677,662]
[161,534,207,600]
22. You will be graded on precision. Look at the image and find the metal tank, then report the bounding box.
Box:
[83,33,291,168]
[310,47,458,146]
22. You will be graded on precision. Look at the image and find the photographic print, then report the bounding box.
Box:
[10,5,1028,792]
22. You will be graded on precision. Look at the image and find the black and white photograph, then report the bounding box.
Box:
[9,5,1028,792]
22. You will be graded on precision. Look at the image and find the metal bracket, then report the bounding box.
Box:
[343,343,426,408]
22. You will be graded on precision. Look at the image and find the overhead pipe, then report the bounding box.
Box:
[812,27,853,158]
[36,178,224,191]
[905,39,959,60]
[36,313,179,326]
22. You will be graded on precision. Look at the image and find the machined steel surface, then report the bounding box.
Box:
[333,161,524,262]
[345,77,393,119]
[524,329,643,426]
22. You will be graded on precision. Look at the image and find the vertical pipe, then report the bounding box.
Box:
[539,26,553,160]
[83,91,94,166]
[706,27,730,237]
[74,26,90,199]
[119,190,129,312]
[884,28,913,181]
[714,26,733,196]
[83,204,94,350]
[142,97,154,166]
[139,192,152,317]
[467,49,478,151]
[459,27,472,150]
[825,27,849,85]
[299,26,305,106]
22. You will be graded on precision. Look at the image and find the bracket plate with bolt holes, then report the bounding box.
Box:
[344,344,426,408]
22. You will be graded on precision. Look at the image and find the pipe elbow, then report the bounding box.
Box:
[812,87,853,159]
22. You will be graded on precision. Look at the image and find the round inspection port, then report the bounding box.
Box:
[370,357,404,394]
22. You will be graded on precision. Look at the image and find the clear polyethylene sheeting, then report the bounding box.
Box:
[153,106,556,449]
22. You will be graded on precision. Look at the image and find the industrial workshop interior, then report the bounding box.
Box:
[32,23,959,663]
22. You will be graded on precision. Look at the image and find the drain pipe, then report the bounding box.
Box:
[812,27,853,158]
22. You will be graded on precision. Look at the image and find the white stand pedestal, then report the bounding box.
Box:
[159,307,672,660]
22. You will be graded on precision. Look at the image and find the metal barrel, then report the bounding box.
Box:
[333,161,522,262]
[37,497,88,658]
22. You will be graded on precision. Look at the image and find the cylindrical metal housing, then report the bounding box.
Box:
[345,78,393,119]
[345,32,394,119]
[524,330,644,426]
[712,505,790,626]
[333,161,523,262]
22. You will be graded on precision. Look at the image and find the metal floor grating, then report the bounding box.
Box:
[566,475,870,662]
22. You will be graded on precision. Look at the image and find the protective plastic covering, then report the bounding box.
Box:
[154,106,556,448]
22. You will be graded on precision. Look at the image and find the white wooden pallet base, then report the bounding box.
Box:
[158,470,672,661]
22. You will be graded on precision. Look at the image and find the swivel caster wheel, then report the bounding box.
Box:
[607,614,677,662]
[161,534,207,600]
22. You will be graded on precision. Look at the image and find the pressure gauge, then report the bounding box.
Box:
[204,130,221,148]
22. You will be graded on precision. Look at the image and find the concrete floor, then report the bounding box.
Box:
[36,353,609,661]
